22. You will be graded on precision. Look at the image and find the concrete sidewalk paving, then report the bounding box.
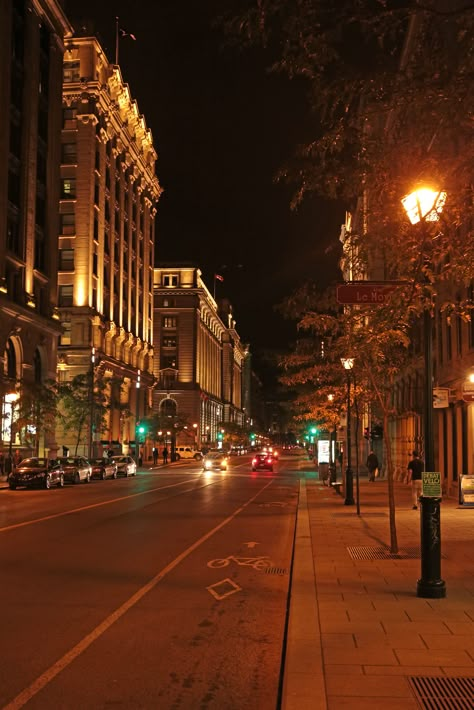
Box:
[283,474,474,709]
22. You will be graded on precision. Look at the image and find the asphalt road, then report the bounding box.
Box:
[0,454,304,710]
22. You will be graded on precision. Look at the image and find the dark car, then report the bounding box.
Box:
[251,453,274,472]
[90,457,118,480]
[8,457,65,490]
[57,456,92,484]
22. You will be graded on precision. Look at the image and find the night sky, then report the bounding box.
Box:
[65,0,343,359]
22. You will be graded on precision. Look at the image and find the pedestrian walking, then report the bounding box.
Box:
[138,448,143,467]
[152,447,158,465]
[162,447,168,465]
[366,449,379,482]
[407,450,423,509]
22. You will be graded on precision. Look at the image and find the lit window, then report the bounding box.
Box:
[61,178,76,199]
[58,285,73,307]
[163,274,179,287]
[162,316,177,329]
[60,320,71,345]
[59,249,74,271]
[63,60,80,83]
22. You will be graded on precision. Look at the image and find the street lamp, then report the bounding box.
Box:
[135,369,141,463]
[341,358,355,505]
[402,186,447,599]
[193,423,198,448]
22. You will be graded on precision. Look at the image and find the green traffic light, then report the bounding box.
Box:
[310,427,317,434]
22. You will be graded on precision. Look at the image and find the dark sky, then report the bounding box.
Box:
[65,0,343,357]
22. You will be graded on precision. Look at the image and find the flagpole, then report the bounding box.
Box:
[115,16,119,64]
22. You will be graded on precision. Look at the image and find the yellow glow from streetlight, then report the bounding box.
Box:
[401,188,447,225]
[5,392,18,404]
[341,358,354,370]
[327,393,334,402]
[469,372,474,384]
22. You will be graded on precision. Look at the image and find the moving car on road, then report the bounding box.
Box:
[251,453,274,472]
[90,457,118,480]
[58,456,92,484]
[8,458,65,490]
[202,452,228,472]
[111,455,137,477]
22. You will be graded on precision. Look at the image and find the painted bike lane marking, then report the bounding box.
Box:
[1,479,274,710]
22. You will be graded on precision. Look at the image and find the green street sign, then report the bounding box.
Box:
[422,471,442,497]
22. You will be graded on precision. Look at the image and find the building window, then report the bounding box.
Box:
[58,285,73,307]
[162,316,177,329]
[59,249,74,271]
[61,178,76,199]
[63,60,80,82]
[60,212,75,235]
[162,336,177,348]
[163,274,179,287]
[62,107,77,129]
[61,143,77,164]
[60,320,72,345]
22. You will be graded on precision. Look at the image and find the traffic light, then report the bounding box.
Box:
[364,427,370,440]
[371,425,383,439]
[217,431,224,441]
[136,422,146,442]
[310,427,317,435]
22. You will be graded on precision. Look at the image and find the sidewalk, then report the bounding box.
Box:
[283,475,474,709]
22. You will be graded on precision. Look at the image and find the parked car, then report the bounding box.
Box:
[57,456,92,484]
[90,457,118,480]
[175,446,202,460]
[252,453,274,472]
[8,457,65,490]
[202,452,228,471]
[111,455,137,477]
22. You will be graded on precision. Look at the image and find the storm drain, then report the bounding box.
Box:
[264,567,288,576]
[408,676,474,709]
[347,546,421,560]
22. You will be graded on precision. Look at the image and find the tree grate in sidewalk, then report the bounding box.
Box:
[408,676,474,709]
[264,567,288,575]
[347,546,421,560]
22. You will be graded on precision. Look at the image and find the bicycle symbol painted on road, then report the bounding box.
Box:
[207,555,273,571]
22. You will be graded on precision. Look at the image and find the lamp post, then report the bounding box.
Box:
[402,187,447,599]
[88,347,95,460]
[193,422,198,448]
[135,369,141,463]
[341,358,355,505]
[327,394,337,485]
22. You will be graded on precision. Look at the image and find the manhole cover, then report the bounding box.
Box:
[409,676,474,709]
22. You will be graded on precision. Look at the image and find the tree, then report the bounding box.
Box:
[58,373,109,456]
[279,281,416,552]
[15,379,60,456]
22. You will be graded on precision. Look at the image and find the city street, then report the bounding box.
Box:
[0,454,301,710]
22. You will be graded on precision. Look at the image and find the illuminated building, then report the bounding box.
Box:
[58,32,162,455]
[0,0,72,460]
[153,266,247,448]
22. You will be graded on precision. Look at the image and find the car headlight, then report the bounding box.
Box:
[204,460,212,469]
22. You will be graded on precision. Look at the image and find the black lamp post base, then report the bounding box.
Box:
[416,578,446,599]
[344,466,354,505]
[417,496,446,599]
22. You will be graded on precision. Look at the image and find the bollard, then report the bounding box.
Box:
[416,496,446,598]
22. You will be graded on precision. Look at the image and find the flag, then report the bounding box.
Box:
[214,274,224,282]
[120,28,137,40]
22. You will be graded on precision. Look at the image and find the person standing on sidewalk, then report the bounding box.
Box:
[162,447,168,465]
[407,450,423,509]
[366,449,379,482]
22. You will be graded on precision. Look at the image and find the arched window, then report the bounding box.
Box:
[160,399,177,417]
[4,339,16,380]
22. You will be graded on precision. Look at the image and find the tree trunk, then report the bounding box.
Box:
[383,411,398,554]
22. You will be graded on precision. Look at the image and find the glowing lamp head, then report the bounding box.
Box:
[401,188,447,225]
